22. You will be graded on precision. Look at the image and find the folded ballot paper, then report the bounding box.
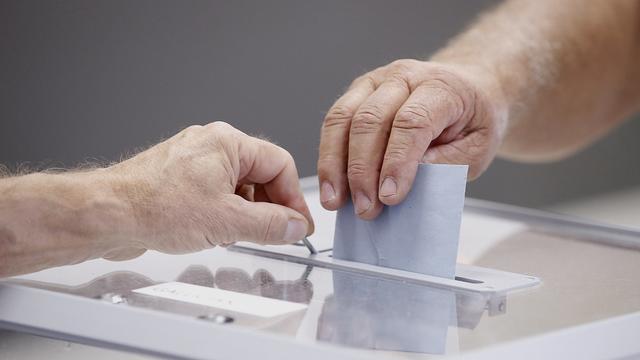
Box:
[333,164,468,279]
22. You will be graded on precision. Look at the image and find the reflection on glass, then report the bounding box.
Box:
[11,265,314,335]
[318,271,456,354]
[316,270,506,354]
[11,262,509,355]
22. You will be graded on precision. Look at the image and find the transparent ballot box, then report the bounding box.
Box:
[1,179,640,359]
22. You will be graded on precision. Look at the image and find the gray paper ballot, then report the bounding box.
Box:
[332,163,468,279]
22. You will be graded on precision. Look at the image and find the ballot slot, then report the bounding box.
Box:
[228,244,540,296]
[325,252,485,284]
[454,276,483,284]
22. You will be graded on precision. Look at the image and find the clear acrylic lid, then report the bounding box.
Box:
[4,179,640,358]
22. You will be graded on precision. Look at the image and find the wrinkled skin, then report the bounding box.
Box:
[104,121,315,260]
[318,60,506,219]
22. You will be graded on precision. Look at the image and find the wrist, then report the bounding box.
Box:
[80,168,138,248]
[102,164,161,249]
[465,64,510,142]
[0,170,138,276]
[46,170,139,255]
[84,168,144,251]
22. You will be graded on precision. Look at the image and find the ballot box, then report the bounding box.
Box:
[1,176,640,359]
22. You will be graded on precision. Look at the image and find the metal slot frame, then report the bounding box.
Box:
[228,244,540,296]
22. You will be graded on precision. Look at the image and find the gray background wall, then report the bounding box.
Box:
[1,0,639,208]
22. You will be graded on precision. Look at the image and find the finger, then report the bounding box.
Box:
[378,84,466,205]
[236,184,255,201]
[103,247,147,261]
[347,79,410,219]
[253,184,270,203]
[318,76,376,211]
[423,130,492,180]
[226,195,310,245]
[236,134,314,235]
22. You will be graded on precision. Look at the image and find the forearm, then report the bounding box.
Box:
[0,170,136,277]
[0,123,315,277]
[433,0,640,161]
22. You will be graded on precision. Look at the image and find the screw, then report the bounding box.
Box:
[498,302,506,312]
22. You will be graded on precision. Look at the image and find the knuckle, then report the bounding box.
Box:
[178,124,204,139]
[386,59,419,83]
[323,105,354,128]
[207,121,245,143]
[347,159,368,180]
[352,74,377,89]
[317,155,346,181]
[207,121,229,129]
[387,70,411,85]
[317,154,341,169]
[206,121,236,135]
[318,152,346,166]
[384,141,413,163]
[389,58,416,71]
[394,112,437,143]
[350,105,386,135]
[262,212,286,244]
[203,123,223,137]
[385,73,411,90]
[420,74,473,114]
[395,103,433,130]
[185,124,203,132]
[279,147,295,164]
[424,78,460,100]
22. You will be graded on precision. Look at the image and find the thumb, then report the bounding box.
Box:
[422,133,492,181]
[226,195,310,245]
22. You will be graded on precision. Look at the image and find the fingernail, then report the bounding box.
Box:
[320,181,336,204]
[379,177,397,198]
[284,219,307,243]
[354,191,372,215]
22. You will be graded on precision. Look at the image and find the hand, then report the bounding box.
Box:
[318,59,507,219]
[104,122,314,260]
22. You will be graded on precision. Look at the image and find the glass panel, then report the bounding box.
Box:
[7,187,640,357]
[0,329,152,359]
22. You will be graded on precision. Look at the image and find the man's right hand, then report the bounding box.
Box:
[317,60,507,219]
